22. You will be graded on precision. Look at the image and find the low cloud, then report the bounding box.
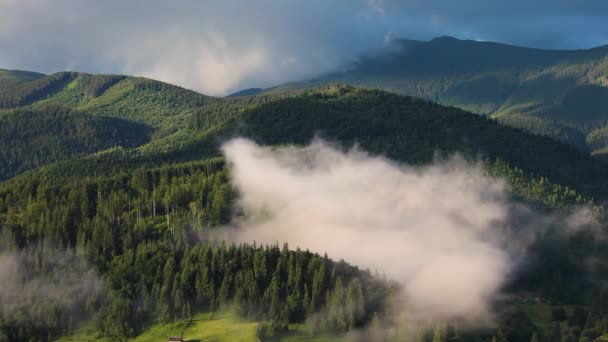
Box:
[0,245,107,329]
[220,138,602,331]
[221,138,531,326]
[0,0,390,95]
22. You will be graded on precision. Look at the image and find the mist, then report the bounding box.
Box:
[220,137,600,330]
[0,245,107,331]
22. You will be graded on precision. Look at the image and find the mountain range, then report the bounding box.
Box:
[242,36,608,154]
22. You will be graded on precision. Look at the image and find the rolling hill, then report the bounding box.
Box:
[1,73,604,200]
[0,68,44,90]
[0,105,152,180]
[256,36,608,153]
[1,70,608,342]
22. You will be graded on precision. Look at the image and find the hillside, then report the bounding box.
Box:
[0,68,44,89]
[0,105,152,180]
[232,86,607,198]
[1,74,608,342]
[0,72,210,127]
[0,77,604,200]
[259,36,608,153]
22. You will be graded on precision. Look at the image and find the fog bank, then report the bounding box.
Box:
[221,138,536,325]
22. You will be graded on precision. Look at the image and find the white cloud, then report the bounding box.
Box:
[0,0,390,95]
[220,138,601,330]
[222,138,518,325]
[108,28,270,95]
[368,0,386,14]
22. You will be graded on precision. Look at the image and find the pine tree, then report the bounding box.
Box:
[309,262,326,315]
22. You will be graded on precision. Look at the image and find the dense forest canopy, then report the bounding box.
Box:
[255,37,608,155]
[0,68,608,342]
[0,69,44,90]
[0,106,152,180]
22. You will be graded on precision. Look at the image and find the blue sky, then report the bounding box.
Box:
[1,0,607,95]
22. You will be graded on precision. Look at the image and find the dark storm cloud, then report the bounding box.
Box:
[0,0,607,95]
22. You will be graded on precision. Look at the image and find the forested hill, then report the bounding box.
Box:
[0,68,44,89]
[0,106,152,179]
[1,71,605,200]
[0,71,211,180]
[256,36,608,153]
[231,86,608,200]
[2,71,608,341]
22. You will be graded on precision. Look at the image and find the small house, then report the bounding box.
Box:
[168,337,184,342]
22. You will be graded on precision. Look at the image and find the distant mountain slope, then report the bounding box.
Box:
[3,82,603,202]
[262,36,608,152]
[227,87,263,97]
[0,68,44,90]
[1,68,606,198]
[0,71,79,108]
[0,71,220,178]
[232,85,607,199]
[0,105,152,180]
[0,72,211,128]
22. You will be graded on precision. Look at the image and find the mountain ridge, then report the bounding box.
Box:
[1,73,605,201]
[242,36,608,153]
[0,68,45,89]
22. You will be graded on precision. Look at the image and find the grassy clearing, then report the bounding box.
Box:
[55,321,111,342]
[180,311,258,342]
[56,311,258,342]
[517,303,555,330]
[56,311,349,342]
